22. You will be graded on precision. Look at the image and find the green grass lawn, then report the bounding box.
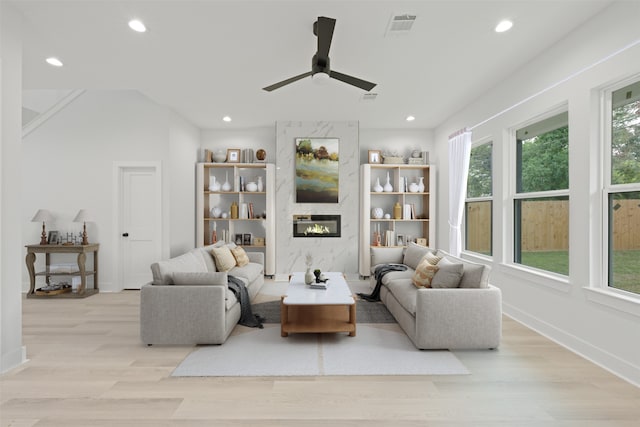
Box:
[520,250,640,295]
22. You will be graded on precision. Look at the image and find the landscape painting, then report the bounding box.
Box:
[295,138,339,203]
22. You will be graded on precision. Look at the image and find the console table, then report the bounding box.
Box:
[25,243,99,298]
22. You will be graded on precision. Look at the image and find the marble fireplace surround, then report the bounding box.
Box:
[275,121,359,281]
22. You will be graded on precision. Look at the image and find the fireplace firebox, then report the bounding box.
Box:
[293,215,341,238]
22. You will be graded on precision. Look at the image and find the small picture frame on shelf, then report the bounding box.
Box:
[47,230,59,245]
[227,149,241,163]
[368,150,382,164]
[234,234,243,245]
[243,233,252,246]
[396,234,405,247]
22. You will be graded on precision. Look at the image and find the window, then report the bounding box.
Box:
[465,142,492,255]
[514,111,569,275]
[606,80,640,295]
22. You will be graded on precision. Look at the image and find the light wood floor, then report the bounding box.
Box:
[2,282,639,426]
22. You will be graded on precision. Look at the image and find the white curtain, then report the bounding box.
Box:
[448,129,473,257]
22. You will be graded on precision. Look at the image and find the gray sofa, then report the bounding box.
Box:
[370,243,502,350]
[140,243,264,345]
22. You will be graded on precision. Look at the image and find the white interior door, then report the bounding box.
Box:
[119,165,161,289]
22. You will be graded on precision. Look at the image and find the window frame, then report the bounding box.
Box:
[511,107,570,277]
[601,75,640,298]
[464,139,493,257]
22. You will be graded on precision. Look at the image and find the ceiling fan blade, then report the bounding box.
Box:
[329,70,377,91]
[262,71,312,92]
[316,16,336,62]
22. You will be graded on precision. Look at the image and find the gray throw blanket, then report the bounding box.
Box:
[227,275,264,328]
[357,263,408,302]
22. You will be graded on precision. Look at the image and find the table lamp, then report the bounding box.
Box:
[31,209,54,245]
[73,209,91,245]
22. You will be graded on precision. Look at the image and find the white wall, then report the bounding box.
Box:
[21,90,199,292]
[1,1,26,373]
[434,1,640,385]
[201,127,275,163]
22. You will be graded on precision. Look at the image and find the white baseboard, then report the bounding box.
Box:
[503,302,640,387]
[1,345,28,375]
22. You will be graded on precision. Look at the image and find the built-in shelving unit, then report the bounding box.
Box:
[196,163,275,276]
[359,164,436,276]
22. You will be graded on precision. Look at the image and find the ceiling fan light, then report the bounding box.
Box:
[128,19,147,33]
[312,72,330,85]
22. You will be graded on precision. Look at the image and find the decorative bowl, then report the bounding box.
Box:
[212,151,226,163]
[246,182,258,192]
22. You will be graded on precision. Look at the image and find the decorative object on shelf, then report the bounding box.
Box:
[47,230,59,245]
[210,206,222,218]
[304,252,314,285]
[242,148,254,164]
[221,171,231,191]
[368,150,382,164]
[31,209,54,245]
[208,176,221,192]
[246,181,258,192]
[211,221,218,243]
[295,138,339,203]
[384,213,391,219]
[73,209,92,245]
[393,202,402,219]
[422,151,430,164]
[408,182,419,193]
[257,176,264,192]
[397,234,405,246]
[382,150,405,164]
[254,237,265,246]
[213,150,227,163]
[371,207,384,219]
[372,177,383,192]
[226,148,240,163]
[411,149,421,158]
[221,212,228,219]
[230,201,238,219]
[383,172,393,192]
[418,176,425,192]
[256,148,267,162]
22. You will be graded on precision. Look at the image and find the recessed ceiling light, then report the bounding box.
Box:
[45,57,63,67]
[406,115,415,122]
[128,19,147,33]
[495,20,513,33]
[222,116,232,122]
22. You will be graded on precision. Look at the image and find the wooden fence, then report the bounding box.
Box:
[466,199,640,252]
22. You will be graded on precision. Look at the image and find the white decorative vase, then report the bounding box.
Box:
[408,182,419,193]
[209,176,221,192]
[210,207,222,218]
[371,207,384,219]
[257,176,264,192]
[373,177,383,193]
[383,172,393,192]
[418,177,425,192]
[221,171,231,192]
[304,268,314,285]
[246,182,258,192]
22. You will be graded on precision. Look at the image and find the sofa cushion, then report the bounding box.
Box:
[229,262,263,284]
[431,257,464,288]
[412,257,439,288]
[403,242,435,270]
[211,246,237,272]
[171,271,228,286]
[150,251,208,285]
[380,268,415,285]
[436,250,491,288]
[386,278,419,315]
[370,246,404,271]
[199,245,219,272]
[231,246,250,267]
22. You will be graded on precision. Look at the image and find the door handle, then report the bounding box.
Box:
[122,233,129,237]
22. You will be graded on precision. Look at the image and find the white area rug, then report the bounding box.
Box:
[172,324,469,377]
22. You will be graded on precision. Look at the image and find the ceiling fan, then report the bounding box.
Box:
[262,16,377,92]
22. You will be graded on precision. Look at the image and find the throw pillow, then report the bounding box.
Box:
[231,246,250,267]
[210,246,237,272]
[402,242,434,270]
[431,257,464,288]
[423,251,443,266]
[412,257,439,288]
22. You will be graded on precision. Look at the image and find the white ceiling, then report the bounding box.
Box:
[13,0,613,130]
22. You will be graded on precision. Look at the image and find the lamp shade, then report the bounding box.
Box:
[31,209,54,223]
[73,209,91,223]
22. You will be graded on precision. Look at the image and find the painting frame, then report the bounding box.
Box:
[396,234,405,247]
[295,137,340,203]
[368,150,382,164]
[47,230,59,245]
[226,149,240,163]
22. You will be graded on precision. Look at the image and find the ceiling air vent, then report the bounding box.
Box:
[361,93,378,102]
[386,13,417,35]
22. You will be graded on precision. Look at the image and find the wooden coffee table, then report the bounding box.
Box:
[281,272,356,337]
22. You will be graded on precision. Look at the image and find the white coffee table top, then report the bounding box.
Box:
[283,272,355,305]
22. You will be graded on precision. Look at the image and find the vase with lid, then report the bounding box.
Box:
[418,176,425,192]
[383,172,393,192]
[373,177,383,192]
